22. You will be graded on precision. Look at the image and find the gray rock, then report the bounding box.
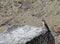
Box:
[0,24,55,44]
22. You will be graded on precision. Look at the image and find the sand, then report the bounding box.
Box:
[0,0,60,44]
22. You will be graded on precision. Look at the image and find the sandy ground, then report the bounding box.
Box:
[0,0,60,44]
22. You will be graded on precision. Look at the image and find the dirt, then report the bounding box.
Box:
[0,0,60,44]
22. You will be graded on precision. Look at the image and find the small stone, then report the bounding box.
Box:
[56,31,60,36]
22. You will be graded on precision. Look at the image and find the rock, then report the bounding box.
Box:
[0,24,55,44]
[56,31,60,36]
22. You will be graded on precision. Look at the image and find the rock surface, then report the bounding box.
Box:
[0,24,48,44]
